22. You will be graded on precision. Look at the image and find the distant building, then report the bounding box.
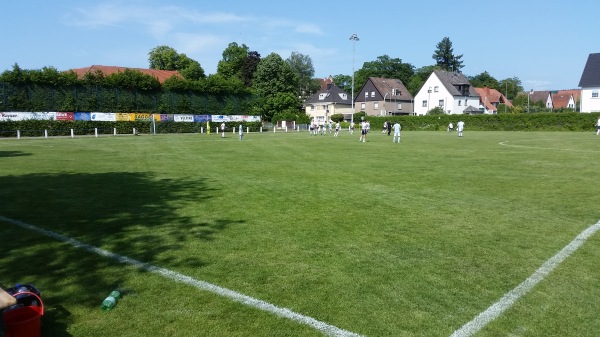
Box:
[354,77,413,116]
[69,65,183,84]
[413,70,479,115]
[304,83,352,124]
[578,53,600,112]
[474,87,512,114]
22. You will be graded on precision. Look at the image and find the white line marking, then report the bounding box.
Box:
[499,140,600,153]
[0,216,363,337]
[450,220,600,337]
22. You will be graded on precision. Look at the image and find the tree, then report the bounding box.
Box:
[432,37,464,72]
[332,74,352,94]
[241,51,261,87]
[148,45,205,80]
[217,42,249,79]
[498,77,524,101]
[468,71,500,90]
[354,55,415,89]
[253,53,299,121]
[286,51,315,99]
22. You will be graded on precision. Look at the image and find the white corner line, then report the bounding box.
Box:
[450,220,600,337]
[0,216,364,337]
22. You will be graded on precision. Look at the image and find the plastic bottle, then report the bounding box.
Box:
[101,290,121,311]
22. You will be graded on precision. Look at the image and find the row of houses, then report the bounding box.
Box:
[304,52,600,123]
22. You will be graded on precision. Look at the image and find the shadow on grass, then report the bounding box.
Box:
[0,172,244,335]
[0,151,32,157]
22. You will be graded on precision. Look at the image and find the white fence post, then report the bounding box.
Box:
[44,129,48,138]
[17,130,20,139]
[95,128,98,137]
[71,129,74,138]
[114,128,117,136]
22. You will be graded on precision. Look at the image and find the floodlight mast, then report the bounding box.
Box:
[349,33,359,125]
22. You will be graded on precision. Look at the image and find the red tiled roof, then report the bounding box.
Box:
[551,89,580,109]
[319,76,334,90]
[474,87,513,111]
[68,65,183,83]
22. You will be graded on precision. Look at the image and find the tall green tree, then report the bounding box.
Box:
[354,55,415,89]
[432,37,464,72]
[468,71,500,90]
[332,74,352,94]
[498,77,524,101]
[217,42,249,79]
[148,45,205,80]
[285,51,316,99]
[253,53,299,121]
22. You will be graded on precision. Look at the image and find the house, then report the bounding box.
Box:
[69,65,183,84]
[529,91,552,107]
[354,77,413,116]
[304,83,352,124]
[551,89,580,111]
[474,87,512,114]
[413,70,480,115]
[578,53,600,112]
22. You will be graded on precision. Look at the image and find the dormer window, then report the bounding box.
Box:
[339,93,347,100]
[319,93,330,100]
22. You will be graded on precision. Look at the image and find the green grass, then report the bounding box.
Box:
[1,130,600,337]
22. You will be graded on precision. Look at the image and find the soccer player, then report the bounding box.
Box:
[457,120,465,137]
[393,121,401,143]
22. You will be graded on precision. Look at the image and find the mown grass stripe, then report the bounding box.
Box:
[0,215,364,337]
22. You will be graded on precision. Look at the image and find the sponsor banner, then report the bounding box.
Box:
[74,112,91,121]
[91,112,116,121]
[133,113,152,121]
[23,112,56,120]
[56,112,74,121]
[211,115,232,122]
[174,114,194,122]
[228,115,244,122]
[193,115,210,123]
[159,114,174,121]
[0,112,24,121]
[116,113,131,121]
[243,115,261,122]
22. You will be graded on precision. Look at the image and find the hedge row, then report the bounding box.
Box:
[0,120,263,137]
[353,112,600,132]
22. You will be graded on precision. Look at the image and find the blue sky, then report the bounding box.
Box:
[1,0,596,91]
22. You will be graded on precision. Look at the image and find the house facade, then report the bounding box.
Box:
[551,90,580,111]
[474,87,512,114]
[354,77,413,116]
[578,53,600,112]
[304,83,352,124]
[413,70,480,115]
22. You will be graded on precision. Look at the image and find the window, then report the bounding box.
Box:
[434,86,439,92]
[438,100,444,107]
[365,92,369,98]
[361,103,366,109]
[310,105,315,111]
[371,91,376,97]
[593,90,599,98]
[422,100,427,107]
[318,93,327,100]
[397,103,402,110]
[340,93,347,100]
[374,102,379,109]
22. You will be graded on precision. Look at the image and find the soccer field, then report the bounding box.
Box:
[1,130,599,337]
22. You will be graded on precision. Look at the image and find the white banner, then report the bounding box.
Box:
[91,112,116,121]
[174,114,194,122]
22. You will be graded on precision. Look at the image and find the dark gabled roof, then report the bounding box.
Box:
[368,77,413,100]
[433,70,478,96]
[579,53,600,87]
[529,91,550,103]
[304,84,351,105]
